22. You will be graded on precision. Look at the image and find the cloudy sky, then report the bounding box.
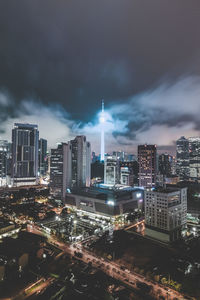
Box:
[0,0,200,154]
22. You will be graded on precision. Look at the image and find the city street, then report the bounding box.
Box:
[27,224,189,300]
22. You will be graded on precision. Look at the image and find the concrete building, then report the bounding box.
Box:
[50,143,72,200]
[188,137,200,182]
[12,123,39,186]
[120,160,139,186]
[145,187,187,243]
[120,167,130,186]
[176,136,189,180]
[71,135,91,188]
[158,153,173,177]
[38,138,48,176]
[65,185,144,217]
[0,140,10,187]
[104,156,120,185]
[138,144,157,187]
[50,136,91,200]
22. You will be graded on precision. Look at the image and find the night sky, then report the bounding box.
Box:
[0,0,200,153]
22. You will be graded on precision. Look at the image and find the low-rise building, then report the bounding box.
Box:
[65,185,144,217]
[0,218,20,239]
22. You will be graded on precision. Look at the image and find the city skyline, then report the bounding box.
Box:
[0,2,200,299]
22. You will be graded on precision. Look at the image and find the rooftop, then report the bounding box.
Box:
[147,186,186,194]
[69,186,143,201]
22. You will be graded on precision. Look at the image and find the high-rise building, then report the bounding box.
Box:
[126,154,136,162]
[138,144,157,187]
[50,143,72,199]
[0,140,10,186]
[112,151,136,162]
[50,135,91,199]
[104,156,120,185]
[120,160,139,186]
[38,138,47,176]
[171,156,176,175]
[176,136,189,180]
[145,186,187,242]
[70,136,91,188]
[12,123,39,186]
[158,153,173,177]
[188,137,200,182]
[120,167,130,186]
[112,151,125,161]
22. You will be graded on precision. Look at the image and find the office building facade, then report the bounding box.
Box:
[188,137,200,182]
[120,167,130,186]
[0,140,10,186]
[145,187,187,242]
[12,123,39,186]
[50,136,91,199]
[176,136,189,180]
[38,138,48,176]
[71,136,91,188]
[138,144,157,187]
[65,186,144,217]
[104,156,120,185]
[50,143,72,199]
[158,153,173,177]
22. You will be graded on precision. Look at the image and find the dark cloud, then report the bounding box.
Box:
[0,1,200,152]
[0,1,200,118]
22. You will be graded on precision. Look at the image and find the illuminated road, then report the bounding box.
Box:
[27,225,189,300]
[124,220,145,231]
[12,277,54,300]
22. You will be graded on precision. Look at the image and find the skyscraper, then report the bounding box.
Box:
[104,156,120,185]
[120,167,130,186]
[100,100,105,162]
[188,137,200,182]
[70,135,91,188]
[50,143,72,199]
[38,138,47,176]
[176,136,189,180]
[0,140,10,186]
[138,144,157,187]
[12,123,39,186]
[158,153,173,177]
[50,135,91,199]
[120,160,139,186]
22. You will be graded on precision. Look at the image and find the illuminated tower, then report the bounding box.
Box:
[100,100,105,161]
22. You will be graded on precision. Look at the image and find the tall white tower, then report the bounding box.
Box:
[100,100,105,161]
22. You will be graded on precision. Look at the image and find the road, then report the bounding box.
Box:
[12,277,54,300]
[27,224,190,300]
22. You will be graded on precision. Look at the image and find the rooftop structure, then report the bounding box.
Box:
[65,185,144,217]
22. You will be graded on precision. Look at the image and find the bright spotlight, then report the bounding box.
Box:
[100,116,105,123]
